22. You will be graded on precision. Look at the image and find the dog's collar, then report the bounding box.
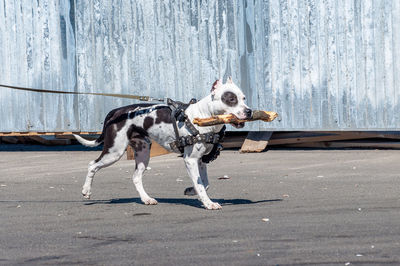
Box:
[166,98,225,162]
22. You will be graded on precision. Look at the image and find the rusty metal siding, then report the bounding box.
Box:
[0,0,399,132]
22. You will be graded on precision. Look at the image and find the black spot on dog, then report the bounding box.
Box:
[143,117,154,131]
[127,124,148,138]
[221,91,238,107]
[94,129,117,163]
[155,108,172,124]
[135,141,143,152]
[93,104,166,164]
[130,139,146,153]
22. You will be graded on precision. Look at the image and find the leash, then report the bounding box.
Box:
[0,83,165,102]
[1,83,225,162]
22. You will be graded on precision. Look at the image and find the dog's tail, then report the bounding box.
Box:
[73,134,103,147]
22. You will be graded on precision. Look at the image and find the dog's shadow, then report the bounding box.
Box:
[84,197,283,208]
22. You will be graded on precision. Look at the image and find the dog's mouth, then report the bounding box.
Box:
[230,121,245,128]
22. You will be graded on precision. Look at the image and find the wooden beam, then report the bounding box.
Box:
[284,140,400,149]
[28,136,71,145]
[221,135,247,149]
[126,146,135,160]
[268,132,379,145]
[0,132,101,136]
[54,134,98,140]
[318,131,400,140]
[1,136,19,144]
[240,131,273,153]
[126,141,170,160]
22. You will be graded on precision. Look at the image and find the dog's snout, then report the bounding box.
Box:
[245,108,252,119]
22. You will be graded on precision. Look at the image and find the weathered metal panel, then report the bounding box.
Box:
[254,0,400,130]
[0,0,78,132]
[1,0,399,132]
[74,0,255,131]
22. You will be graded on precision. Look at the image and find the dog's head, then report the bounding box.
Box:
[209,77,252,128]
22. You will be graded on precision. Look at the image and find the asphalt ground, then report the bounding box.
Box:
[1,148,400,265]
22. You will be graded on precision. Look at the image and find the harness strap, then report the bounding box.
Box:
[166,98,223,155]
[167,98,185,153]
[170,110,182,153]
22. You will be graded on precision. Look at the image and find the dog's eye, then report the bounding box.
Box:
[230,97,235,102]
[243,97,246,101]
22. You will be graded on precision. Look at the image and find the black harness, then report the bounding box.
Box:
[166,98,225,163]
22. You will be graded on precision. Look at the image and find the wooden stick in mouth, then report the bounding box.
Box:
[193,111,279,127]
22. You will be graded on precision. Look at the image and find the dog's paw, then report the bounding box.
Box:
[184,187,197,196]
[82,188,91,199]
[143,198,158,205]
[204,201,222,210]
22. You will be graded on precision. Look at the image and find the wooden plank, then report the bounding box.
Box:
[240,131,273,153]
[284,140,400,149]
[126,141,170,160]
[0,132,101,136]
[55,134,98,140]
[28,136,71,145]
[319,131,400,140]
[222,135,247,149]
[150,141,170,157]
[268,132,375,145]
[126,145,134,160]
[1,136,19,144]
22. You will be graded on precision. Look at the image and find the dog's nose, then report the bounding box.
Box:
[245,108,252,119]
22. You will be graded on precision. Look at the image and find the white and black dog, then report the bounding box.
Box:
[74,78,252,210]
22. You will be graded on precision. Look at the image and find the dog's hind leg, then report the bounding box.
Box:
[184,161,209,196]
[82,136,128,199]
[130,137,157,205]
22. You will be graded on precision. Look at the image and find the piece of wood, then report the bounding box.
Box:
[283,140,400,149]
[193,110,278,127]
[1,136,19,144]
[318,131,400,140]
[126,145,135,160]
[268,132,376,145]
[0,131,102,136]
[149,141,170,157]
[221,135,247,148]
[240,131,273,153]
[55,134,98,140]
[126,141,170,160]
[28,136,71,145]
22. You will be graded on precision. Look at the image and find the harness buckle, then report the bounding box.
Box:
[185,136,194,145]
[213,134,220,143]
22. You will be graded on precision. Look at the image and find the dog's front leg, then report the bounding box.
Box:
[184,161,209,196]
[183,152,221,210]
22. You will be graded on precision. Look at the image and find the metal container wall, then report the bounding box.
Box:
[255,0,400,131]
[0,0,78,132]
[1,0,399,132]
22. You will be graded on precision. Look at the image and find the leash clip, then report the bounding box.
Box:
[138,96,150,101]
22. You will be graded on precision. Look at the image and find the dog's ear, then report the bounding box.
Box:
[227,76,233,84]
[211,79,222,95]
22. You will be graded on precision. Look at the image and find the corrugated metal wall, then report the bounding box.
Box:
[1,0,399,132]
[0,0,78,132]
[255,0,400,130]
